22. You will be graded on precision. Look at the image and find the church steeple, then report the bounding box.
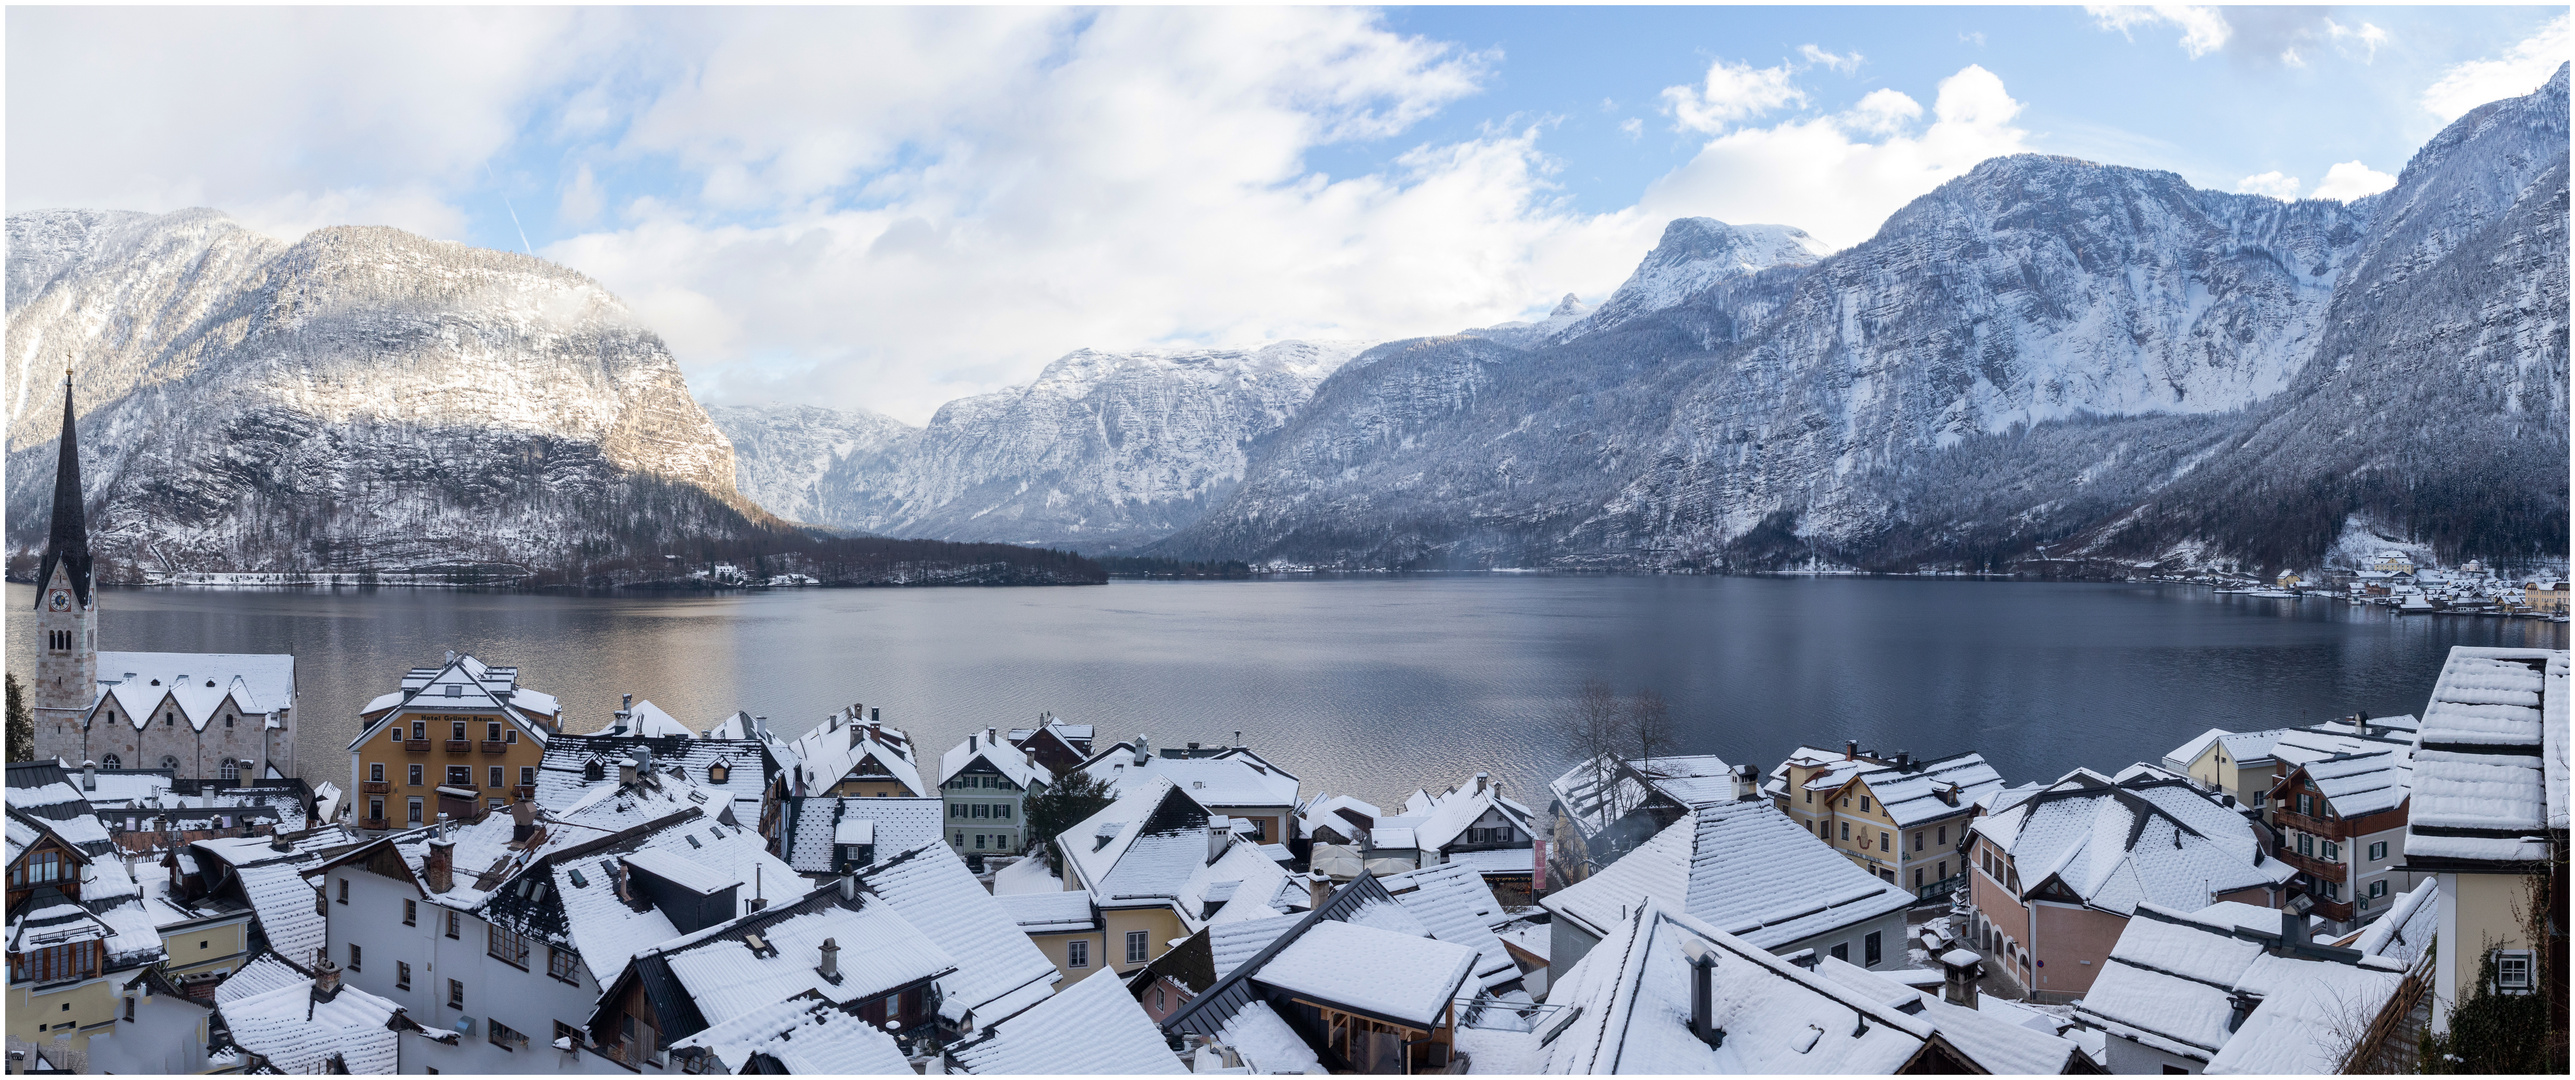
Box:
[35,369,93,610]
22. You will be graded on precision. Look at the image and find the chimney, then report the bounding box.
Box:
[1844,740,1857,761]
[1474,772,1489,794]
[445,650,457,665]
[1232,731,1243,748]
[987,727,999,750]
[869,707,879,724]
[1682,938,1723,1047]
[1133,736,1151,766]
[239,761,255,788]
[1940,948,1981,1008]
[424,838,454,893]
[635,745,653,773]
[2353,713,2369,737]
[619,758,638,786]
[2280,910,2309,947]
[1208,817,1233,864]
[1733,764,1761,801]
[270,829,293,853]
[81,760,98,790]
[1187,742,1200,751]
[1307,875,1331,911]
[1896,751,1912,770]
[817,938,841,982]
[511,798,538,844]
[313,958,343,1001]
[838,875,859,903]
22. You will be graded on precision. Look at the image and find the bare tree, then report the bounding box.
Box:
[1555,680,1630,823]
[1627,689,1676,774]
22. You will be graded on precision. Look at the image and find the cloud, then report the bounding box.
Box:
[1799,44,1864,74]
[1619,117,1644,139]
[2309,160,2396,201]
[1637,64,2028,250]
[1661,58,1806,134]
[2235,171,2301,199]
[2421,13,2570,121]
[558,164,604,227]
[2280,48,2305,69]
[2086,5,2231,58]
[2323,19,2389,63]
[3,7,607,240]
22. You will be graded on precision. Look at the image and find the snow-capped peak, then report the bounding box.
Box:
[1561,218,1829,341]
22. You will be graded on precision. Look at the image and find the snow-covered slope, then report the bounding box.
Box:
[4,209,756,578]
[1562,218,1829,341]
[752,341,1363,549]
[1164,70,2567,572]
[704,403,917,529]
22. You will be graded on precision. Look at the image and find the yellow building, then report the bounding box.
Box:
[995,891,1110,985]
[2525,580,2568,613]
[1052,779,1272,977]
[345,653,559,831]
[1772,743,2002,897]
[6,814,147,1058]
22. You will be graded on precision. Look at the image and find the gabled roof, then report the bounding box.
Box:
[1541,901,1937,1074]
[1804,957,2089,1075]
[2276,749,2411,819]
[217,977,406,1074]
[1378,862,1517,990]
[856,844,1061,1025]
[782,797,947,874]
[1409,781,1536,854]
[594,699,693,738]
[88,654,295,734]
[1251,919,1478,1029]
[995,891,1097,935]
[344,652,552,751]
[1971,773,2290,916]
[2076,905,2404,1069]
[1543,799,1917,950]
[2162,728,2231,774]
[538,734,781,830]
[1843,753,2006,828]
[941,731,1053,791]
[946,962,1185,1074]
[1077,743,1299,809]
[489,811,795,988]
[2404,647,2567,867]
[671,994,915,1074]
[215,952,314,1005]
[787,715,924,795]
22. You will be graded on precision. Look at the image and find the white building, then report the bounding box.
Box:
[940,728,1054,857]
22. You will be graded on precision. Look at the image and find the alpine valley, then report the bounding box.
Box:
[9,68,2566,581]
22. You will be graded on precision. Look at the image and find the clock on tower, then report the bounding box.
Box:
[48,589,71,611]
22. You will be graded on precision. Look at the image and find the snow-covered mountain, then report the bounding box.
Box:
[1561,218,1830,341]
[703,403,916,528]
[716,341,1363,549]
[1161,68,2567,573]
[3,209,758,579]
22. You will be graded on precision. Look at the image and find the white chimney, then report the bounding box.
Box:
[818,938,841,981]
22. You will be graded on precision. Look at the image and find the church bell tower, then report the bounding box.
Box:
[32,369,98,724]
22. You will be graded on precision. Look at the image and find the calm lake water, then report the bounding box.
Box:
[7,578,2563,806]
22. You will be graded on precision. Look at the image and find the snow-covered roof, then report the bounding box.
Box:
[2405,648,2567,866]
[1296,793,1384,843]
[345,652,553,750]
[786,714,924,796]
[2284,748,2412,819]
[1542,901,1935,1074]
[671,996,915,1074]
[91,652,296,734]
[623,881,958,1042]
[218,978,404,1074]
[538,734,779,829]
[2163,728,2231,773]
[1849,753,2007,828]
[191,830,362,969]
[782,797,946,873]
[995,890,1095,934]
[946,962,1185,1074]
[1626,755,1738,805]
[1208,913,1303,981]
[2346,880,2437,965]
[1381,863,1518,989]
[2204,959,2404,1074]
[1542,800,1915,950]
[1079,743,1300,810]
[2076,905,2405,1067]
[1215,999,1323,1074]
[215,952,312,1005]
[857,844,1061,1024]
[1410,781,1536,854]
[1252,920,1477,1029]
[1804,957,2085,1075]
[941,730,1053,791]
[1970,772,2289,916]
[590,699,695,738]
[1550,756,1661,840]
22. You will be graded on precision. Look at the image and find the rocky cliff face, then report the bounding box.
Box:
[1163,69,2567,572]
[4,208,758,578]
[715,341,1362,550]
[703,403,917,529]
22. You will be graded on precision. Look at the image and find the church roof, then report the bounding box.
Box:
[35,373,95,608]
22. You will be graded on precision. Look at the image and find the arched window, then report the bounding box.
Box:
[159,756,181,772]
[101,754,120,769]
[220,760,240,781]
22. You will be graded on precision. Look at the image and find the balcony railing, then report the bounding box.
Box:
[2276,847,2345,883]
[1917,872,1966,902]
[360,781,390,795]
[402,740,431,754]
[444,739,470,753]
[2270,809,2342,839]
[359,817,391,831]
[479,740,508,755]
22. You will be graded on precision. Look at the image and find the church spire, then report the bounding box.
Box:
[35,368,93,609]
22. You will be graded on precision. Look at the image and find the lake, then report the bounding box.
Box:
[7,577,2562,807]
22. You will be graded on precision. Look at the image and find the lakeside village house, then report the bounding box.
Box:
[10,400,2571,1073]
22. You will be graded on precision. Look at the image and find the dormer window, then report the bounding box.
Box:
[708,764,729,784]
[445,685,462,698]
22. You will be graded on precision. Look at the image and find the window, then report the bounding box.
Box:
[369,798,385,822]
[348,943,362,971]
[489,925,532,969]
[1864,932,1882,967]
[1913,831,1923,852]
[553,1021,583,1049]
[2321,840,2340,861]
[1067,940,1090,969]
[447,766,471,787]
[411,722,425,741]
[1830,943,1849,961]
[505,730,518,744]
[490,767,505,789]
[950,804,963,819]
[446,911,460,939]
[490,1019,528,1051]
[370,763,385,783]
[220,759,239,781]
[1913,867,1923,888]
[997,804,1012,820]
[1879,831,1890,852]
[404,899,417,926]
[549,946,581,985]
[1937,860,1947,880]
[519,767,536,788]
[408,798,424,824]
[391,725,402,743]
[1840,822,1850,841]
[1860,796,1871,811]
[1804,790,1813,803]
[2250,790,2265,808]
[955,831,966,846]
[1817,820,1827,838]
[125,996,135,1021]
[487,722,503,742]
[408,764,423,787]
[1126,931,1149,965]
[2492,951,2534,994]
[2369,880,2387,899]
[451,721,467,741]
[975,834,987,849]
[337,878,349,904]
[2297,833,2313,856]
[2368,841,2387,861]
[448,979,465,1009]
[2297,793,2313,816]
[397,961,412,990]
[100,754,118,769]
[973,804,989,819]
[1936,826,1946,845]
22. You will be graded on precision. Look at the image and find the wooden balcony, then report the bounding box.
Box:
[402,740,432,754]
[2276,846,2346,884]
[479,740,508,755]
[444,739,470,753]
[361,781,391,795]
[359,817,392,831]
[2270,808,2344,839]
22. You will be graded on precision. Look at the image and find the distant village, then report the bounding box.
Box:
[9,379,2569,1075]
[2176,551,2569,621]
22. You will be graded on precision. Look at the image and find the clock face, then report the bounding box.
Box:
[47,590,70,611]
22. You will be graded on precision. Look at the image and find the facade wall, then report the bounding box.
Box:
[2029,901,2127,996]
[2349,823,2420,918]
[1550,915,1605,979]
[1102,907,1184,975]
[941,764,1031,855]
[829,777,919,798]
[29,562,97,721]
[2439,871,2539,1020]
[49,690,295,781]
[2103,1032,2205,1074]
[1210,807,1290,845]
[86,992,214,1074]
[321,858,604,1070]
[162,916,252,982]
[7,974,116,1054]
[1777,907,1909,970]
[1030,929,1109,986]
[352,711,544,829]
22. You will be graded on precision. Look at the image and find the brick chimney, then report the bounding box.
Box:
[313,958,343,1001]
[425,837,455,893]
[1844,740,1857,761]
[1307,875,1331,911]
[511,797,538,844]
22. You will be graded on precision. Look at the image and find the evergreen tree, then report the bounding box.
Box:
[1024,771,1117,874]
[5,673,32,763]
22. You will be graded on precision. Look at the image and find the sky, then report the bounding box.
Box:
[8,5,2567,425]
